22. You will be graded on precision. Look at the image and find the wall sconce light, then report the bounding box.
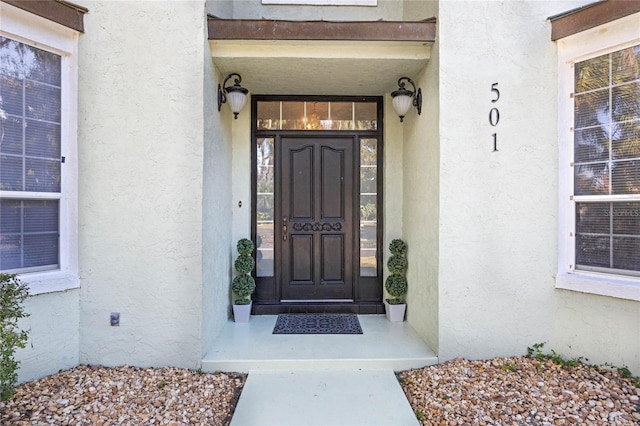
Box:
[217,73,249,119]
[390,77,422,122]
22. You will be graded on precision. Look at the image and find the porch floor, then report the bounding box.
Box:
[201,314,438,372]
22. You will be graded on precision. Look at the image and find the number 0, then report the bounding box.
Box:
[489,108,500,126]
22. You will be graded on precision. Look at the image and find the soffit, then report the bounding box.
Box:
[208,18,435,96]
[549,0,640,41]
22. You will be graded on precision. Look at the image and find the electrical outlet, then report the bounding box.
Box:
[110,312,120,326]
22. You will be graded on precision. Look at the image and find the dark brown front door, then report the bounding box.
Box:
[280,137,354,301]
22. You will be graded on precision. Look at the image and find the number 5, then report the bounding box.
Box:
[491,82,500,103]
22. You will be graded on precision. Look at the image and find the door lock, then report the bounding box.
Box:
[283,217,288,241]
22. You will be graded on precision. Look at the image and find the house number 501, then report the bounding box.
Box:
[490,82,500,152]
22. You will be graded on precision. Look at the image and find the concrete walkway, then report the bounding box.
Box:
[202,315,436,426]
[230,369,419,426]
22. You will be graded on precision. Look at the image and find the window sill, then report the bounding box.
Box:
[556,272,640,302]
[19,270,80,295]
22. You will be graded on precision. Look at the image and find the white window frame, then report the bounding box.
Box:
[0,2,79,295]
[556,12,640,302]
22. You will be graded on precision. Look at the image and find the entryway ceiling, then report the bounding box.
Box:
[210,40,431,96]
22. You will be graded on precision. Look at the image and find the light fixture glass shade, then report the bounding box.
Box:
[227,90,247,115]
[392,94,413,120]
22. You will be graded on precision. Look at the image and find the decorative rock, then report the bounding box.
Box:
[397,356,640,426]
[0,365,246,425]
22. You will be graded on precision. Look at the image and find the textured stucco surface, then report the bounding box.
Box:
[383,96,404,265]
[436,0,564,362]
[8,0,639,383]
[434,0,639,374]
[75,0,207,368]
[231,112,252,245]
[551,290,640,372]
[402,16,440,354]
[228,0,422,21]
[16,290,79,383]
[202,43,234,356]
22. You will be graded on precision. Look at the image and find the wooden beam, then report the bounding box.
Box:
[1,0,87,33]
[208,18,436,42]
[550,0,640,41]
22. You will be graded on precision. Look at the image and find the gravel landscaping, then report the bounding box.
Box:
[398,356,640,425]
[1,356,638,425]
[0,365,246,425]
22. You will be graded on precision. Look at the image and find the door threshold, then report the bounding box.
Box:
[252,301,384,315]
[280,299,354,303]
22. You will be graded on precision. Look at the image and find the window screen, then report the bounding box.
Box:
[1,37,61,272]
[573,45,640,275]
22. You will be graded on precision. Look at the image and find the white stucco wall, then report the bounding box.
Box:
[402,18,440,354]
[383,96,404,265]
[16,290,79,383]
[437,0,559,361]
[433,0,639,374]
[76,1,207,369]
[202,48,234,355]
[231,111,252,247]
[227,0,418,21]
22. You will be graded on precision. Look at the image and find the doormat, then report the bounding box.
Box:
[272,314,363,334]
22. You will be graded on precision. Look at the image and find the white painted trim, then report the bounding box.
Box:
[556,12,640,300]
[0,2,80,295]
[556,272,640,302]
[262,0,377,6]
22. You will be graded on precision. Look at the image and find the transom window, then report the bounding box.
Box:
[572,44,640,276]
[257,100,377,131]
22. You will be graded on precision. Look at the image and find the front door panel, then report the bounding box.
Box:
[280,137,353,301]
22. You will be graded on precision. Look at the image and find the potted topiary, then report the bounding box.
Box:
[384,239,408,322]
[232,238,256,323]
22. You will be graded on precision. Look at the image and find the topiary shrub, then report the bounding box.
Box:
[233,238,256,305]
[0,273,30,401]
[389,239,408,257]
[385,239,408,305]
[385,274,408,304]
[387,255,408,275]
[237,238,254,256]
[232,275,256,305]
[234,255,255,275]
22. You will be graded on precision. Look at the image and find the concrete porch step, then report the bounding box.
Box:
[230,369,420,426]
[202,315,437,373]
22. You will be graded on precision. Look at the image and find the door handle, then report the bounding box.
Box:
[283,217,288,241]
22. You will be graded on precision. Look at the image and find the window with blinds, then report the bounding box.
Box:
[573,44,640,276]
[0,37,62,273]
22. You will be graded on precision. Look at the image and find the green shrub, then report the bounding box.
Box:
[232,275,256,300]
[0,273,30,401]
[232,238,256,305]
[234,255,255,275]
[385,274,407,303]
[387,255,408,274]
[389,239,408,256]
[237,238,254,256]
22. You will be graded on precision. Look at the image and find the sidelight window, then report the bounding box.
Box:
[256,137,275,277]
[360,138,377,276]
